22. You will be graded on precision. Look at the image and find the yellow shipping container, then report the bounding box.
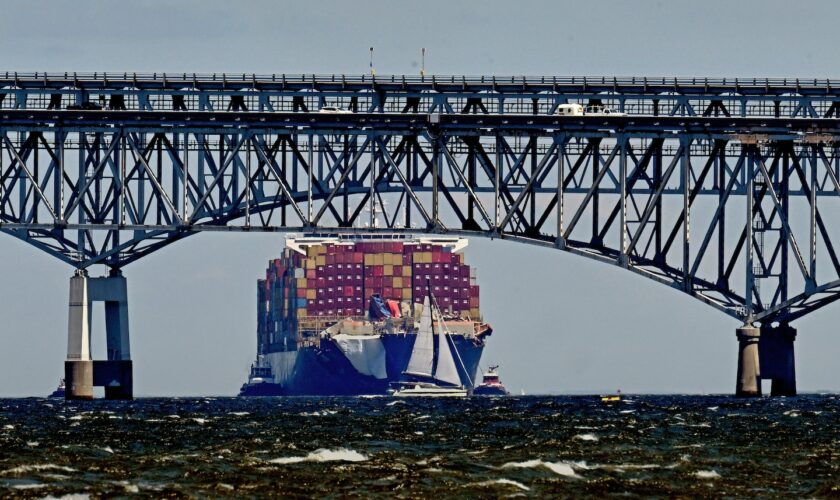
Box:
[306,289,316,300]
[316,255,326,266]
[374,254,384,266]
[457,253,464,264]
[297,278,307,288]
[306,246,318,257]
[304,258,315,270]
[402,288,412,299]
[393,277,402,288]
[384,265,393,276]
[297,308,308,318]
[418,252,432,264]
[469,308,480,318]
[383,253,392,265]
[365,254,375,266]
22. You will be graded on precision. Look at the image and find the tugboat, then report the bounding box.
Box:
[48,378,66,398]
[238,357,284,396]
[472,365,510,396]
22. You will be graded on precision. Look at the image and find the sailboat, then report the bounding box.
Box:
[392,292,468,398]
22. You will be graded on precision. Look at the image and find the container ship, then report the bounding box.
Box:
[239,234,492,396]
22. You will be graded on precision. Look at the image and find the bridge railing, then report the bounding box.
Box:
[2,71,840,90]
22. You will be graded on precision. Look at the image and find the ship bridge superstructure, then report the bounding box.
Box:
[3,72,839,398]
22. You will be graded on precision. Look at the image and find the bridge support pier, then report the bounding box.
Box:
[759,324,796,397]
[64,269,133,400]
[735,324,796,397]
[735,326,761,396]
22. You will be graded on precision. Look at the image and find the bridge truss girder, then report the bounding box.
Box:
[5,72,840,119]
[3,114,840,325]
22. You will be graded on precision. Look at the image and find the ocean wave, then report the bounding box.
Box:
[574,433,599,442]
[695,470,721,479]
[468,478,531,491]
[500,459,582,478]
[2,464,77,475]
[269,448,368,464]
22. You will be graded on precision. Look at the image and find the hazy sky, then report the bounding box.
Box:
[1,0,839,396]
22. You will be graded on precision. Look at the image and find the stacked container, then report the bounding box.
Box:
[257,237,481,350]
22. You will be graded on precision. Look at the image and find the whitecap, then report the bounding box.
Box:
[11,483,47,490]
[707,406,719,411]
[619,410,636,414]
[101,446,114,454]
[500,459,582,478]
[469,478,530,491]
[192,418,207,424]
[229,412,250,416]
[414,415,430,421]
[26,441,39,447]
[695,470,720,479]
[269,448,368,464]
[386,400,405,406]
[3,424,13,430]
[574,433,599,442]
[3,464,77,475]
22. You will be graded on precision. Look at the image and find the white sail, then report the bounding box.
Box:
[434,322,462,386]
[404,296,434,378]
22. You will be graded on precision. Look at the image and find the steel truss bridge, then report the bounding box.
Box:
[5,72,840,395]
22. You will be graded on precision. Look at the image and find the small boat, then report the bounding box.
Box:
[238,357,284,397]
[392,289,469,398]
[472,365,510,396]
[48,378,66,398]
[600,390,622,403]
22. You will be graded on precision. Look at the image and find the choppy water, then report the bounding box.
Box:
[0,395,838,497]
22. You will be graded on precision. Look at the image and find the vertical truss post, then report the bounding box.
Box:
[494,134,501,231]
[308,132,314,225]
[682,136,691,288]
[809,143,817,280]
[182,132,188,221]
[556,134,565,247]
[619,133,628,265]
[246,133,251,227]
[58,128,65,221]
[745,144,755,320]
[780,142,790,305]
[432,136,440,227]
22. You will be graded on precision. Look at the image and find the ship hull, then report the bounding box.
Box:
[241,334,484,396]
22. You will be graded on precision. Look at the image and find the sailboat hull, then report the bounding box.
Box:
[392,384,468,397]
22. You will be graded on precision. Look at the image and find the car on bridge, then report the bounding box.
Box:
[555,103,626,116]
[66,101,103,111]
[318,105,352,114]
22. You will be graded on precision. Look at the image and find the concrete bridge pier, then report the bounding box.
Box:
[65,269,133,400]
[759,324,797,397]
[735,325,761,396]
[735,323,796,397]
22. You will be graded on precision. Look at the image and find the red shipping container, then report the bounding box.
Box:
[344,286,354,297]
[470,285,480,297]
[383,287,393,298]
[326,254,335,265]
[373,267,384,277]
[317,278,325,288]
[365,277,375,287]
[352,253,364,264]
[306,269,316,279]
[296,289,306,298]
